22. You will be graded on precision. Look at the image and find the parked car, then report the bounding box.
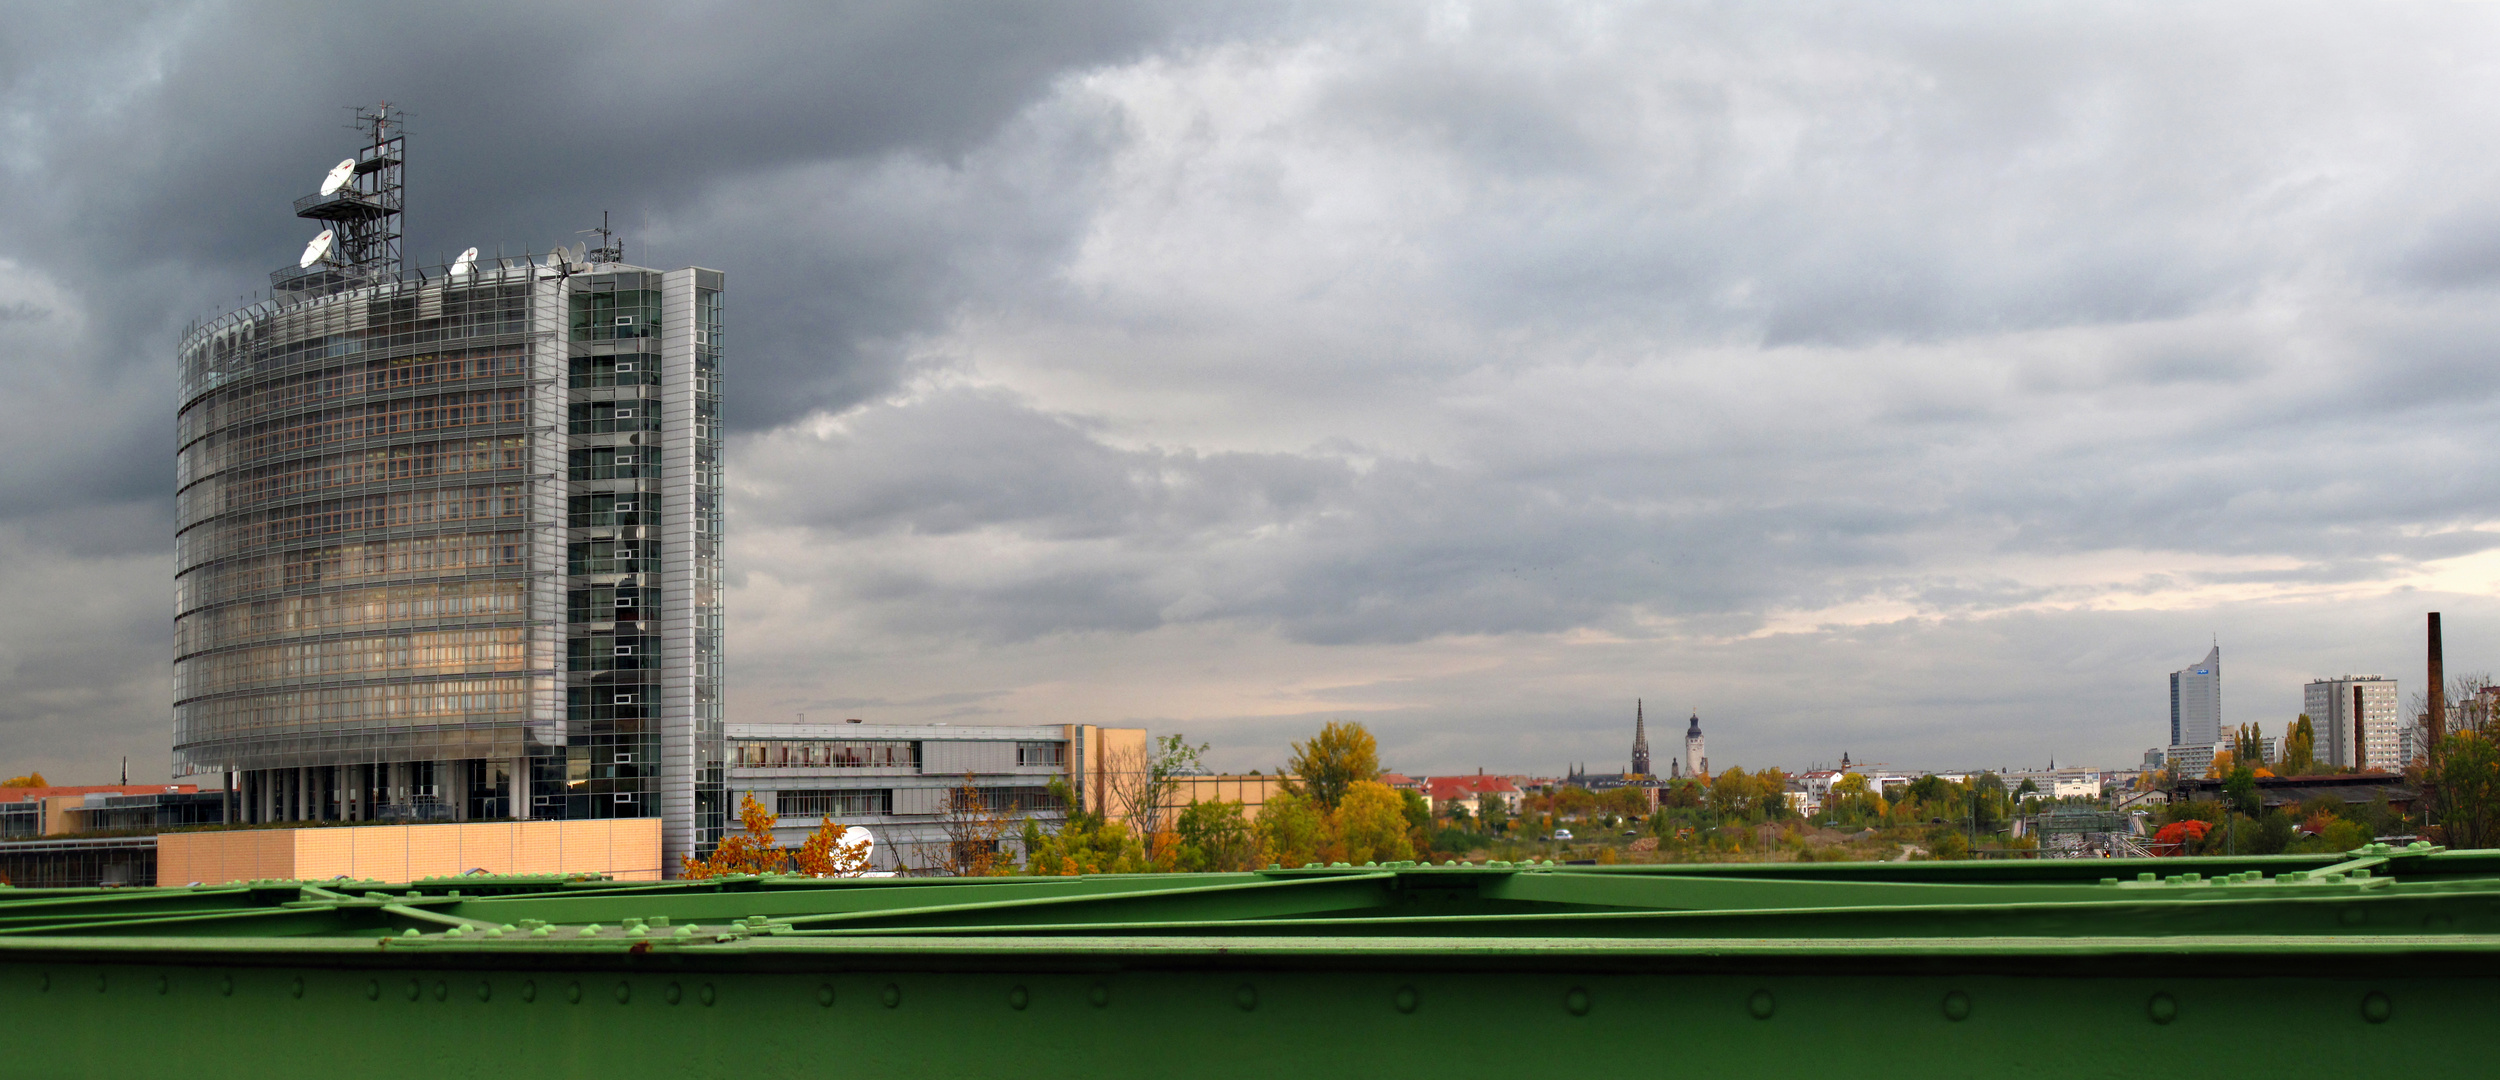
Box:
[1551,829,1574,841]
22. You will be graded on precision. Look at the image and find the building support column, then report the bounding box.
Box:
[510,757,530,820]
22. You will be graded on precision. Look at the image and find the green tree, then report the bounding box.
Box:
[2437,731,2500,847]
[1255,788,1328,867]
[1337,780,1415,864]
[1172,799,1258,872]
[2222,765,2261,818]
[1022,780,1150,875]
[1284,721,1380,810]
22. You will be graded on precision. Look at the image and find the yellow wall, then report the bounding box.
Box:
[1161,775,1293,816]
[157,819,663,886]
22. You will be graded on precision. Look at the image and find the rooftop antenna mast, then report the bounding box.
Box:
[283,102,405,289]
[582,210,623,264]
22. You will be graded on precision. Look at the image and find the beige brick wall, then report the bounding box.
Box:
[156,819,663,885]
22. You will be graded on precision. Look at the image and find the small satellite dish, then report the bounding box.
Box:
[318,158,356,197]
[448,247,478,277]
[571,242,588,263]
[841,826,875,859]
[298,229,334,269]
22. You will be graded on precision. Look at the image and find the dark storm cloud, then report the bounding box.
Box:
[9,1,2500,781]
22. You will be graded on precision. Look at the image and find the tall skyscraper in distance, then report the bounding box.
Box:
[173,109,726,868]
[2304,676,2402,770]
[2168,644,2221,751]
[1630,699,1651,776]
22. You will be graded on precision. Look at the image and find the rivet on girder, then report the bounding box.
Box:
[1941,991,1970,1021]
[2361,992,2392,1023]
[291,976,305,999]
[404,979,421,1002]
[94,972,106,993]
[1089,983,1110,1008]
[666,982,683,1005]
[219,975,233,998]
[2147,993,2177,1025]
[817,985,836,1008]
[882,983,903,1009]
[156,974,169,996]
[521,980,537,1003]
[1009,985,1030,1011]
[1748,990,1774,1020]
[614,981,632,1004]
[1235,984,1259,1011]
[1394,986,1418,1014]
[364,979,379,1001]
[432,981,448,1002]
[567,981,584,1004]
[1564,987,1591,1016]
[700,983,716,1007]
[476,981,492,1002]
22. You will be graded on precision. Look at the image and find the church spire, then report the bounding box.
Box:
[1631,699,1652,776]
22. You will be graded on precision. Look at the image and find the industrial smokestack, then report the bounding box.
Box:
[2430,611,2447,756]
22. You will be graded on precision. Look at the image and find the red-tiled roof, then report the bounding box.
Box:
[1425,775,1519,799]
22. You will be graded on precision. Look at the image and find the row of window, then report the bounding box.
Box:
[567,446,657,482]
[177,627,530,699]
[183,345,530,441]
[202,387,530,473]
[566,492,660,530]
[568,354,661,389]
[568,289,664,342]
[177,577,527,655]
[775,789,891,818]
[185,437,528,523]
[184,531,527,608]
[1017,741,1068,767]
[174,676,532,735]
[566,400,661,435]
[181,285,533,400]
[567,585,655,624]
[198,483,525,554]
[568,634,660,672]
[731,740,920,769]
[567,539,660,576]
[567,683,657,722]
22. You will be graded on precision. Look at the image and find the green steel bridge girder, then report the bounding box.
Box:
[0,846,2492,1077]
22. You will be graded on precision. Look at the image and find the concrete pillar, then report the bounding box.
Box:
[452,760,471,822]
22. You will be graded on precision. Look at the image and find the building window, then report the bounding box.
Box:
[730,739,919,769]
[1016,741,1068,767]
[775,789,891,818]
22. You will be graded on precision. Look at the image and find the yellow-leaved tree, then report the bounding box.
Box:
[1335,780,1414,864]
[681,793,871,879]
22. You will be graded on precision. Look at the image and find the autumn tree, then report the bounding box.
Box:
[1254,788,1328,867]
[928,773,1016,877]
[1104,734,1208,856]
[2282,715,2317,775]
[1,772,46,788]
[2434,731,2500,847]
[682,793,871,879]
[1285,721,1379,810]
[1336,780,1415,864]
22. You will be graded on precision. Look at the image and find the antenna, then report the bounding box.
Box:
[278,102,404,293]
[448,247,477,277]
[299,229,335,268]
[582,210,623,263]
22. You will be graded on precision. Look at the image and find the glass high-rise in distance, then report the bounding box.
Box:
[173,110,724,867]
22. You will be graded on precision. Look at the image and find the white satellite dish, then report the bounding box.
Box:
[448,247,478,277]
[318,158,356,197]
[841,825,875,859]
[544,249,566,268]
[298,229,334,269]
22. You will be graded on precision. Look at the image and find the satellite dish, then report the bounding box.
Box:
[298,229,334,269]
[841,826,875,860]
[318,158,356,197]
[448,247,478,277]
[543,250,565,268]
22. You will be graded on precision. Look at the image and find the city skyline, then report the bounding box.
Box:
[6,5,2500,783]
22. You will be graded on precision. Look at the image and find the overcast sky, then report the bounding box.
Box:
[5,2,2499,784]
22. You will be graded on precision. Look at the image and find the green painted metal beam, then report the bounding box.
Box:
[0,845,2490,1077]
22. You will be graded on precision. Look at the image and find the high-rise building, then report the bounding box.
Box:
[2304,676,2403,771]
[2168,645,2221,751]
[172,109,726,869]
[1630,700,1651,776]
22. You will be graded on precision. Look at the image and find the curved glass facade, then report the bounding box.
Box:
[176,261,724,867]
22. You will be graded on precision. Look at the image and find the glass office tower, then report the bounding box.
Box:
[173,112,724,867]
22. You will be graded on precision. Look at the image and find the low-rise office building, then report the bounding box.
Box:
[725,722,1146,873]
